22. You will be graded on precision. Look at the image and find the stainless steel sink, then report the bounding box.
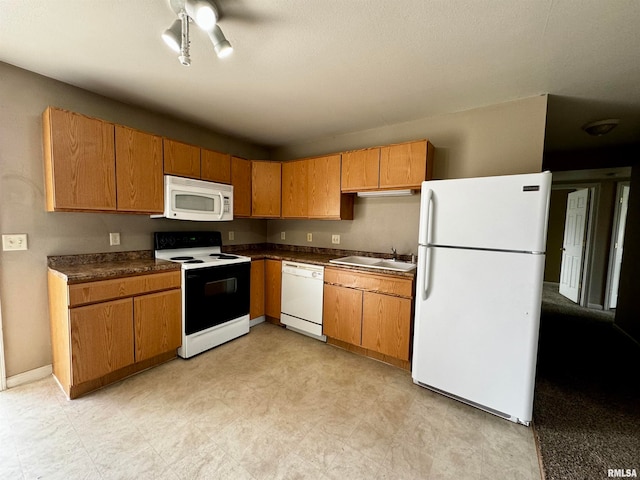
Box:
[329,255,417,272]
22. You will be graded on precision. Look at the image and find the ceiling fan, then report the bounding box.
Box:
[162,0,232,66]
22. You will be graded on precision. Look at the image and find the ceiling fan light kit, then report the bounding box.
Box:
[162,0,232,65]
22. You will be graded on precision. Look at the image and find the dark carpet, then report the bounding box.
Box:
[534,283,640,480]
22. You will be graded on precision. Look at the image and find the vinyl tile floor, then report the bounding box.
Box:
[0,323,541,479]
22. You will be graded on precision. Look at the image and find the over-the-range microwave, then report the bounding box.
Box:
[152,175,233,221]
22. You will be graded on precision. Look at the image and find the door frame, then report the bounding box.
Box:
[0,302,6,391]
[604,181,631,310]
[552,183,599,307]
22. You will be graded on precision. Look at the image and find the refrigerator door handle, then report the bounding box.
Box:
[421,245,431,300]
[418,188,433,246]
[419,188,433,300]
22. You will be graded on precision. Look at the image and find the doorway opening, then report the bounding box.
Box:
[544,168,632,311]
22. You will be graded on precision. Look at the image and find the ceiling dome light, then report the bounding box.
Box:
[208,25,233,58]
[185,0,218,30]
[161,19,182,53]
[582,119,620,136]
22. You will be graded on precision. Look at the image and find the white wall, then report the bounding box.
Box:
[0,62,268,377]
[268,95,548,254]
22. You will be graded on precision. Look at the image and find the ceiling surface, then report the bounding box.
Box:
[1,0,640,151]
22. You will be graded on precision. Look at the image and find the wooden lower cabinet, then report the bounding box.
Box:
[322,267,414,368]
[48,270,182,399]
[70,299,134,385]
[265,259,282,322]
[250,259,265,320]
[323,284,362,345]
[361,292,412,361]
[134,290,182,362]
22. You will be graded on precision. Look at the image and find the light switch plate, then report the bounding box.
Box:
[228,231,235,241]
[331,234,340,244]
[2,234,28,251]
[307,233,313,242]
[280,231,286,240]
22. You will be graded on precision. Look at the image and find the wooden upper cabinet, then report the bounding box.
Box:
[251,160,281,218]
[308,154,353,219]
[231,156,251,217]
[379,139,433,189]
[341,148,380,192]
[163,138,201,179]
[201,149,231,184]
[281,159,308,218]
[115,125,163,213]
[43,107,116,212]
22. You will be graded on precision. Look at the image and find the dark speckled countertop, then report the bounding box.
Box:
[48,250,181,284]
[226,244,417,279]
[48,245,416,284]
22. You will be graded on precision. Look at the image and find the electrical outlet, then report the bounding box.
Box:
[2,234,28,251]
[280,231,286,240]
[307,233,313,242]
[109,232,120,246]
[331,234,340,244]
[228,231,235,241]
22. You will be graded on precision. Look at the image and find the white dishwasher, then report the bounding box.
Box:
[280,261,326,342]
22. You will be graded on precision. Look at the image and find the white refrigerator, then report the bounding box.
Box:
[412,172,552,425]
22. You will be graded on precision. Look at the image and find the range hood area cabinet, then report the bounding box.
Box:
[281,154,354,220]
[341,139,434,193]
[163,138,231,184]
[43,107,164,214]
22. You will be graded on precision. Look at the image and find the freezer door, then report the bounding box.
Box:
[412,245,545,423]
[419,172,551,253]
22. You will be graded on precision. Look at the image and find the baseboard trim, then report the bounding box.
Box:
[250,316,265,327]
[587,302,604,310]
[6,365,52,389]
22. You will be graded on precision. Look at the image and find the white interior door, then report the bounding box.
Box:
[609,184,630,309]
[559,189,589,303]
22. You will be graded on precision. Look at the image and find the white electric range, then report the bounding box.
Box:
[154,231,251,358]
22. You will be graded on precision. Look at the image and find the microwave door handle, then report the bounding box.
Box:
[218,192,224,220]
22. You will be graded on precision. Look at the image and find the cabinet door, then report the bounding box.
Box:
[362,292,412,361]
[43,107,116,211]
[281,159,308,218]
[133,289,182,362]
[201,149,231,184]
[379,140,429,189]
[252,161,281,218]
[341,148,380,192]
[265,259,282,320]
[308,155,354,219]
[323,284,362,345]
[70,299,134,384]
[163,138,201,178]
[231,156,251,217]
[115,125,164,213]
[250,259,265,320]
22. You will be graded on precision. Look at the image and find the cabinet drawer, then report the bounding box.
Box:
[324,268,413,298]
[68,271,181,307]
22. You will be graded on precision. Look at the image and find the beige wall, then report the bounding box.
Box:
[268,95,548,254]
[0,61,547,378]
[0,62,268,377]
